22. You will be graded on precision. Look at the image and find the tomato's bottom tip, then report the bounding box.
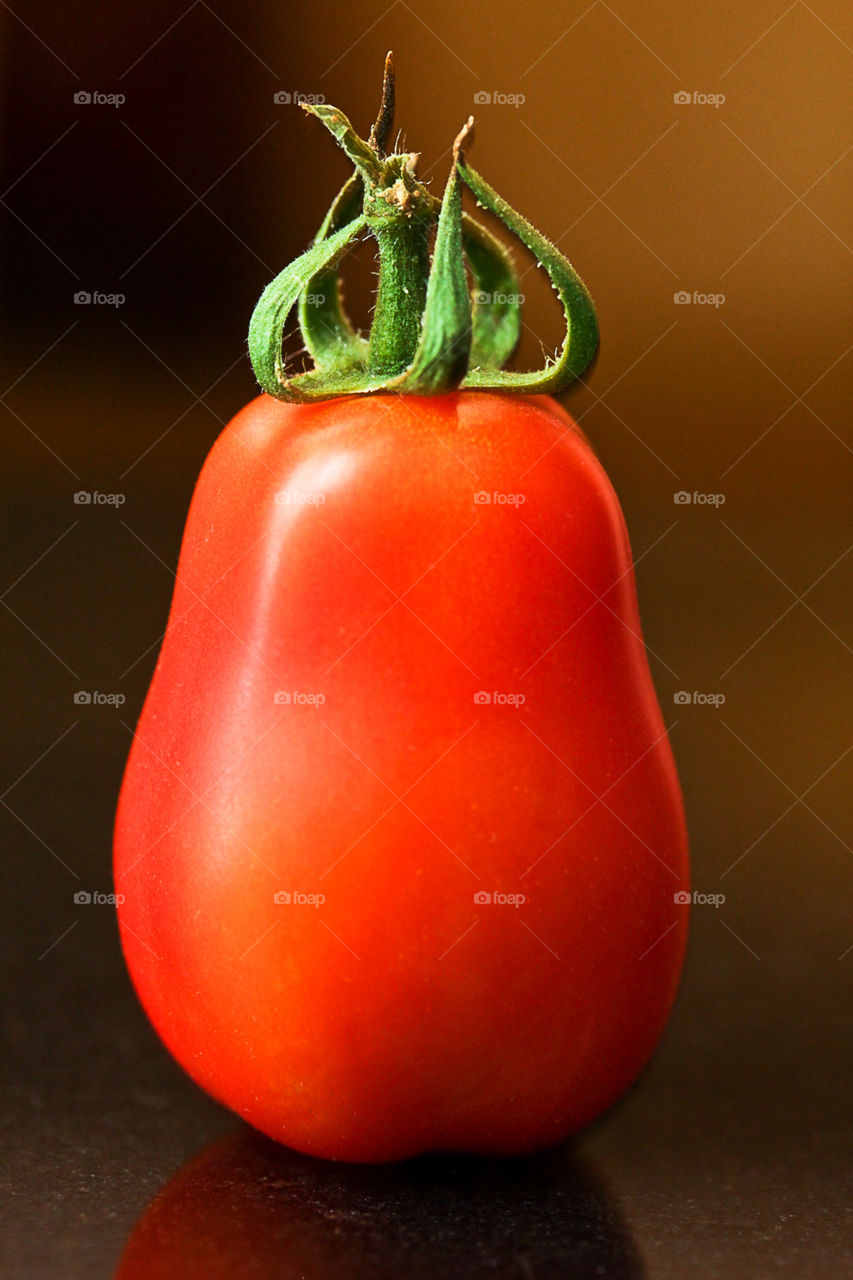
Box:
[240,1116,584,1168]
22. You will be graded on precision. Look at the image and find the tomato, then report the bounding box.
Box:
[114,389,688,1163]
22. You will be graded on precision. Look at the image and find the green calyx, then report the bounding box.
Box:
[248,52,599,402]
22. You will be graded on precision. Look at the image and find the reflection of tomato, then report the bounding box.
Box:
[114,1127,646,1280]
[115,390,688,1163]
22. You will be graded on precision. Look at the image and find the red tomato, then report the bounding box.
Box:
[114,390,688,1163]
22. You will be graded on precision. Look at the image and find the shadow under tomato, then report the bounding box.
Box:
[115,1126,645,1280]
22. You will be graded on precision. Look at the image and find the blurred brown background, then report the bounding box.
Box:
[2,3,851,1277]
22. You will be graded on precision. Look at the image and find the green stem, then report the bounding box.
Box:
[367,218,432,377]
[247,55,599,403]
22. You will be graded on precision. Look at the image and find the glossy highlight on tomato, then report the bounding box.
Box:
[114,389,688,1163]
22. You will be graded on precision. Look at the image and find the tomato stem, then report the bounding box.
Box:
[248,54,598,402]
[367,49,396,158]
[366,193,433,378]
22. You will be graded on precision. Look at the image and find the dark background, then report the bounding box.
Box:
[1,2,851,1276]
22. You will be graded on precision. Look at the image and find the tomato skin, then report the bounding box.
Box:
[114,391,688,1163]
